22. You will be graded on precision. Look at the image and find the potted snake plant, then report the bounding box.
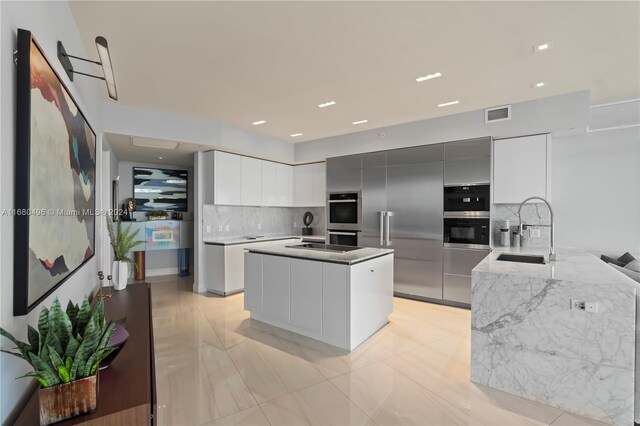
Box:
[106,218,144,290]
[0,298,116,425]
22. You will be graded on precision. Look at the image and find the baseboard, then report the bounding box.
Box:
[145,267,178,277]
[394,292,471,309]
[193,282,206,293]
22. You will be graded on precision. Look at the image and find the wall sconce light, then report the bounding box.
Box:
[57,36,118,100]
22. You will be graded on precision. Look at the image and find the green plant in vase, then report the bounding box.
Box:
[106,218,144,290]
[0,298,116,424]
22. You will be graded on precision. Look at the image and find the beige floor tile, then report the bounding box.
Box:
[330,362,481,425]
[551,412,611,425]
[423,331,471,367]
[154,310,224,352]
[260,380,371,425]
[385,346,563,425]
[156,344,257,425]
[227,335,325,403]
[205,406,270,426]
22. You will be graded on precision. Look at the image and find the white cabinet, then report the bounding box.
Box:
[244,253,263,313]
[275,162,293,206]
[214,151,242,205]
[321,263,348,342]
[261,160,277,206]
[241,156,262,206]
[262,255,290,324]
[293,165,314,207]
[290,259,323,334]
[493,134,551,204]
[293,163,326,207]
[313,163,326,207]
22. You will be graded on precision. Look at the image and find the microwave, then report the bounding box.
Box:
[327,191,362,231]
[443,217,490,249]
[444,184,490,215]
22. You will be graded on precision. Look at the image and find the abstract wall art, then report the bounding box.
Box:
[133,167,188,211]
[14,29,96,315]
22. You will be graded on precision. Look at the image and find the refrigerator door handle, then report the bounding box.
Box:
[385,211,394,246]
[379,211,386,246]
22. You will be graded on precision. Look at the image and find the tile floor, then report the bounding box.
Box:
[150,274,608,426]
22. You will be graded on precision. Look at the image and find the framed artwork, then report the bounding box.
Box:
[14,29,96,315]
[133,167,188,211]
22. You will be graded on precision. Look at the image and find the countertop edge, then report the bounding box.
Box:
[204,235,325,246]
[244,248,394,265]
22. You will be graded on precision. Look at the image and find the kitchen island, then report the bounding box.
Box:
[471,247,638,425]
[244,242,394,350]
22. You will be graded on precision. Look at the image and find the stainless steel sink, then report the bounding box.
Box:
[497,253,546,264]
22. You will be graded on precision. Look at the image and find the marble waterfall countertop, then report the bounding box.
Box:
[471,247,638,425]
[203,234,325,246]
[244,242,394,265]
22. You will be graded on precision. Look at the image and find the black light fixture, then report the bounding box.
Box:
[57,36,118,100]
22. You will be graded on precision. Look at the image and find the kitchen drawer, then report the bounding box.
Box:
[443,273,471,305]
[443,247,490,275]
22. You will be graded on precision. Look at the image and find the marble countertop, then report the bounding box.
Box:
[474,246,638,289]
[204,234,325,246]
[245,242,394,265]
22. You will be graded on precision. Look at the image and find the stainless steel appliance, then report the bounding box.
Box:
[327,230,361,247]
[443,216,490,249]
[359,146,445,300]
[327,191,362,231]
[443,184,490,215]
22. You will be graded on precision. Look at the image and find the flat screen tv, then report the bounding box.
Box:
[133,167,188,211]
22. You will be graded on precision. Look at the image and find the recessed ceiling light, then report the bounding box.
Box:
[131,137,179,150]
[318,101,336,108]
[290,133,303,137]
[415,72,442,82]
[158,156,163,160]
[437,100,459,108]
[252,120,266,125]
[352,120,368,125]
[534,82,545,88]
[534,42,553,52]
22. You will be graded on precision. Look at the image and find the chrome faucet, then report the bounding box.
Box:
[517,196,556,261]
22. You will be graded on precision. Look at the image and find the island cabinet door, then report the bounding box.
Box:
[244,252,263,313]
[290,259,323,333]
[262,255,291,324]
[322,263,348,343]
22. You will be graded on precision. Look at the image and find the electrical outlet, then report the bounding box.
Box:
[218,225,223,232]
[529,228,541,238]
[257,223,261,230]
[570,299,585,310]
[585,302,599,313]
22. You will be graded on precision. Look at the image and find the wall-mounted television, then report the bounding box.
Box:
[133,167,188,211]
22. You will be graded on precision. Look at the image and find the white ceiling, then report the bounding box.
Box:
[105,133,203,166]
[71,1,639,143]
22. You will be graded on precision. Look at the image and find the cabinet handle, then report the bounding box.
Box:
[379,211,385,246]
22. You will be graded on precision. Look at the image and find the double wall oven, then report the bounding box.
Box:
[327,191,362,246]
[443,184,490,249]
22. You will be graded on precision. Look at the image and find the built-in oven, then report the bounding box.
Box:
[444,184,490,215]
[327,230,361,247]
[443,216,490,249]
[327,191,362,231]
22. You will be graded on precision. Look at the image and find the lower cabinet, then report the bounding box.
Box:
[244,253,263,313]
[290,260,323,334]
[263,256,290,323]
[321,263,348,342]
[442,247,490,305]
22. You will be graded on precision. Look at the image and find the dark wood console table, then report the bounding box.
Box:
[14,283,156,425]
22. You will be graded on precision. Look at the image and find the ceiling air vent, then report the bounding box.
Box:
[485,105,511,123]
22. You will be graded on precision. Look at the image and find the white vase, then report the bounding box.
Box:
[112,261,128,290]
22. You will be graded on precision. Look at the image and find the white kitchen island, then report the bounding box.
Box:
[244,242,394,351]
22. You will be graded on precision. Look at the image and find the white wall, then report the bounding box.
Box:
[0,1,105,423]
[294,91,591,162]
[117,161,195,274]
[103,103,295,163]
[552,127,640,255]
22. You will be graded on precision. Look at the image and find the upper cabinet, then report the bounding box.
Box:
[293,163,326,207]
[241,156,262,206]
[493,134,551,204]
[214,151,242,205]
[211,150,324,207]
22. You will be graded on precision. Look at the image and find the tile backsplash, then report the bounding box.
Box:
[492,203,552,248]
[203,205,325,240]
